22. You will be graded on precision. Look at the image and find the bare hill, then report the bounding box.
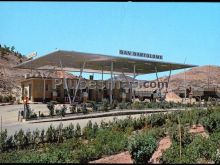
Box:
[0,45,30,98]
[159,65,220,92]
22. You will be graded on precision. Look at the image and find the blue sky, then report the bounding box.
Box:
[1,2,220,80]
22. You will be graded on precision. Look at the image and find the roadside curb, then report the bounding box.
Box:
[0,103,13,106]
[0,102,43,106]
[30,108,184,124]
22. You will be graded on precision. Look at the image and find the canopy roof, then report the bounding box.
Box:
[15,50,197,75]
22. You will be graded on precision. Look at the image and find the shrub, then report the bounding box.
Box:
[69,105,75,114]
[111,100,118,109]
[76,144,101,163]
[160,142,182,164]
[81,103,88,114]
[24,129,33,148]
[47,102,55,116]
[200,111,220,133]
[132,115,147,130]
[14,129,25,150]
[102,99,109,112]
[117,102,127,110]
[0,95,3,103]
[66,123,75,139]
[40,129,45,143]
[46,125,57,143]
[168,125,193,148]
[0,129,7,152]
[132,102,145,110]
[146,113,166,127]
[61,105,67,117]
[83,121,99,140]
[128,132,157,163]
[32,129,40,148]
[2,96,9,103]
[188,135,217,161]
[5,135,14,151]
[74,123,81,138]
[94,129,127,156]
[29,113,37,119]
[40,113,45,117]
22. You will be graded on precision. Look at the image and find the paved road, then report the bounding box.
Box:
[0,104,190,136]
[0,104,155,136]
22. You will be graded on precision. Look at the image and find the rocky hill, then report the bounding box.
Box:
[0,44,30,99]
[155,65,220,95]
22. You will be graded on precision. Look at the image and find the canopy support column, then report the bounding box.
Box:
[132,64,136,100]
[72,61,86,104]
[60,59,71,105]
[43,78,46,102]
[110,61,114,105]
[164,65,172,99]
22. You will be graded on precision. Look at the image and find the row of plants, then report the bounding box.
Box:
[0,110,168,163]
[1,106,220,163]
[44,100,198,119]
[160,106,220,163]
[0,95,14,103]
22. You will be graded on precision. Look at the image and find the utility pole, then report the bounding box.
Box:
[178,115,182,163]
[183,57,187,108]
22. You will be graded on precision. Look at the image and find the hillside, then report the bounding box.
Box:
[0,44,29,98]
[160,65,220,92]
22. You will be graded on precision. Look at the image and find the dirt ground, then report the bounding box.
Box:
[149,136,172,164]
[189,124,209,138]
[89,151,133,164]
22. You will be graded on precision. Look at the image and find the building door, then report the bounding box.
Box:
[29,84,32,101]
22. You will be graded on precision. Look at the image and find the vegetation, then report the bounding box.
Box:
[1,106,220,163]
[0,44,25,61]
[0,95,14,103]
[128,132,157,163]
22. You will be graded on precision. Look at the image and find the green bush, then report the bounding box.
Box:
[14,129,25,150]
[128,132,157,163]
[0,129,7,152]
[76,144,101,163]
[102,99,109,111]
[200,111,220,133]
[69,105,75,113]
[0,95,3,103]
[29,112,37,119]
[168,125,193,148]
[94,129,127,155]
[131,102,145,109]
[45,125,57,143]
[61,105,67,117]
[160,142,182,164]
[40,113,45,117]
[146,113,166,127]
[82,103,88,114]
[131,114,147,130]
[74,123,81,138]
[47,102,55,116]
[161,135,218,164]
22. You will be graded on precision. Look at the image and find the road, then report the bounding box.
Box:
[0,104,153,136]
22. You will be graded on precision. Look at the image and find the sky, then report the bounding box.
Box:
[1,2,220,80]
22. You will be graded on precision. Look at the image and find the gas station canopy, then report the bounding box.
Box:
[15,50,197,75]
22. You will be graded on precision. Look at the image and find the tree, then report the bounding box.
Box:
[10,46,15,52]
[128,133,157,163]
